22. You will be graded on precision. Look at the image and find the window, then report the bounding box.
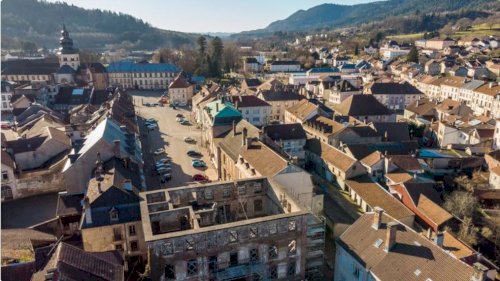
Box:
[268,245,278,259]
[254,184,262,194]
[162,242,174,255]
[269,223,277,234]
[165,264,175,280]
[223,188,231,198]
[229,230,238,243]
[238,202,247,214]
[186,238,194,250]
[269,265,278,280]
[2,172,8,181]
[249,248,259,263]
[352,264,360,277]
[288,240,296,256]
[287,261,296,276]
[205,189,213,200]
[113,227,122,241]
[110,208,119,222]
[288,220,296,231]
[230,252,238,267]
[130,241,138,251]
[238,186,246,195]
[209,256,218,272]
[115,244,123,251]
[129,225,136,236]
[249,227,258,239]
[254,199,263,212]
[187,259,197,276]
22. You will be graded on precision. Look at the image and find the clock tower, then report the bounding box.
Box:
[57,24,80,70]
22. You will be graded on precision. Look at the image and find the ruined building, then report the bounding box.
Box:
[139,177,325,280]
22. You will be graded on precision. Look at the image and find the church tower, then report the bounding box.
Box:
[57,24,80,70]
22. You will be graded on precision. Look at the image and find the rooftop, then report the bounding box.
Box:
[338,212,475,281]
[140,178,307,241]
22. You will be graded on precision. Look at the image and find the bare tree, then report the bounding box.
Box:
[443,191,478,219]
[458,216,478,246]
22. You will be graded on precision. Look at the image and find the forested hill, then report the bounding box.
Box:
[1,0,198,50]
[241,0,498,34]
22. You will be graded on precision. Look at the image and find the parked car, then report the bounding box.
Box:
[176,114,184,118]
[176,117,184,122]
[144,103,151,107]
[184,137,196,143]
[146,124,157,130]
[160,173,172,183]
[156,165,171,171]
[156,159,171,165]
[146,118,157,123]
[152,103,160,107]
[1,122,11,129]
[192,160,207,168]
[187,149,201,157]
[193,174,209,182]
[153,148,165,155]
[156,167,172,175]
[180,120,190,126]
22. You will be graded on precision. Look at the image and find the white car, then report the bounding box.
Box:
[176,117,184,122]
[153,148,165,155]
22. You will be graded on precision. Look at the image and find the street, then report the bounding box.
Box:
[131,91,217,190]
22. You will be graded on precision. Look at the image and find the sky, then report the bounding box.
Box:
[46,0,375,33]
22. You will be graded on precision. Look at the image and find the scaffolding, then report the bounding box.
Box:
[305,214,326,281]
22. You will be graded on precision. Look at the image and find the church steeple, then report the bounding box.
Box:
[58,24,77,55]
[57,24,80,70]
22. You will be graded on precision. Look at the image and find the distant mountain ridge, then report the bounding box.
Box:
[242,0,497,34]
[1,0,198,50]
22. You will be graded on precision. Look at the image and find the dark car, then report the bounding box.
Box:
[193,174,209,182]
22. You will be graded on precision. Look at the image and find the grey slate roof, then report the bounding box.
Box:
[264,123,307,141]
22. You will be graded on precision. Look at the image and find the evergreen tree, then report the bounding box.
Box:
[210,37,224,78]
[407,46,419,63]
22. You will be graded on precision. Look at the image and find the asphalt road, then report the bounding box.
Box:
[131,91,217,190]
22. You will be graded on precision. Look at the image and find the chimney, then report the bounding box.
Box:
[415,99,419,107]
[216,102,219,112]
[113,140,121,158]
[232,120,236,137]
[95,152,103,180]
[83,197,92,225]
[434,232,444,247]
[471,262,488,281]
[384,222,398,252]
[372,207,383,230]
[426,228,433,240]
[97,182,102,193]
[489,82,493,89]
[242,128,248,147]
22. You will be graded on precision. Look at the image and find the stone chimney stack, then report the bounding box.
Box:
[471,262,488,281]
[242,128,248,147]
[113,140,121,158]
[384,222,398,252]
[372,207,383,230]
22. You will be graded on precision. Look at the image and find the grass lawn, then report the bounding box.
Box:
[386,23,500,41]
[387,32,424,41]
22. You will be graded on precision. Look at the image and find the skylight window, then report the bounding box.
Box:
[374,239,383,248]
